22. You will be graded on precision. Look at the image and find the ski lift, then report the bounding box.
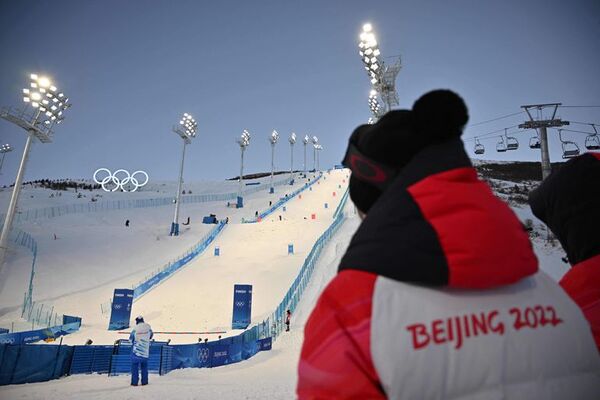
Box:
[585,124,600,150]
[558,129,580,159]
[496,136,507,153]
[474,138,485,155]
[502,128,518,151]
[529,133,541,149]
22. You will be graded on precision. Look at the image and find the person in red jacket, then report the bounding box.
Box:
[297,90,600,399]
[529,152,600,351]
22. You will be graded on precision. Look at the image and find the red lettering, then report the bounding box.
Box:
[454,316,463,349]
[509,307,527,330]
[406,323,430,350]
[546,306,563,326]
[525,307,538,328]
[534,305,548,326]
[488,310,505,335]
[432,319,445,344]
[471,312,488,336]
[446,317,454,342]
[463,315,471,338]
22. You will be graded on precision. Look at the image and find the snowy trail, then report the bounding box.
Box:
[0,182,361,400]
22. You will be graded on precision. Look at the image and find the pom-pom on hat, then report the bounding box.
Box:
[345,89,469,213]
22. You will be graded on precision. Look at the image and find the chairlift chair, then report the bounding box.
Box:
[506,136,519,151]
[529,135,541,149]
[496,137,507,153]
[474,138,485,155]
[558,129,580,159]
[585,124,600,150]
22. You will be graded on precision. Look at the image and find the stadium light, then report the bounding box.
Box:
[0,74,71,277]
[303,135,310,176]
[368,89,383,122]
[358,23,401,115]
[268,130,279,194]
[288,133,296,184]
[236,129,251,208]
[311,136,319,172]
[314,144,323,171]
[170,112,198,236]
[0,144,12,173]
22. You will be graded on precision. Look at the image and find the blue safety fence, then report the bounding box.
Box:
[332,186,350,220]
[100,222,227,313]
[243,173,322,223]
[1,177,293,225]
[0,343,74,386]
[0,317,81,345]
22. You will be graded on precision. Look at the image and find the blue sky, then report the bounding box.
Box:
[1,0,599,185]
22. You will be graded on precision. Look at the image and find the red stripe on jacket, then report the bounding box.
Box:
[560,254,600,352]
[407,167,538,288]
[297,270,384,399]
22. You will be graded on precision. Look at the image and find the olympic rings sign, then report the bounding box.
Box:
[93,168,149,192]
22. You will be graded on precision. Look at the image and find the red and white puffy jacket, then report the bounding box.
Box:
[297,140,600,399]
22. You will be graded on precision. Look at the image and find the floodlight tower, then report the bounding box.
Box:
[0,144,12,173]
[303,135,310,175]
[169,113,198,236]
[0,73,71,276]
[311,136,319,172]
[314,144,323,171]
[236,129,251,208]
[268,130,279,193]
[288,132,296,184]
[358,23,401,114]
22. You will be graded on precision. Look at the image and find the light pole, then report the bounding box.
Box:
[169,113,197,236]
[314,144,323,171]
[311,136,319,172]
[0,73,71,280]
[268,130,279,194]
[303,135,310,176]
[358,23,401,114]
[288,133,296,185]
[0,144,12,174]
[236,129,251,208]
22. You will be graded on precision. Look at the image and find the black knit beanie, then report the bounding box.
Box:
[348,89,469,213]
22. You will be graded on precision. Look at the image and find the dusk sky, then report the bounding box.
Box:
[1,0,599,185]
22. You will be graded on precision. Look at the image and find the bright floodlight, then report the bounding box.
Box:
[312,136,318,145]
[289,132,297,145]
[303,135,310,144]
[237,129,251,148]
[269,129,280,144]
[0,144,12,153]
[357,23,401,115]
[179,113,198,138]
[21,74,71,131]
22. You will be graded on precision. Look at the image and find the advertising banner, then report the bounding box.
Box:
[232,284,252,329]
[108,288,134,330]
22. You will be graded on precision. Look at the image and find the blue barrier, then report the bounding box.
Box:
[69,345,114,374]
[332,186,350,220]
[0,319,82,345]
[132,222,226,299]
[0,343,74,386]
[244,174,322,223]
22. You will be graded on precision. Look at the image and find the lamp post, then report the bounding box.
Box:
[358,23,401,114]
[314,144,323,171]
[311,136,319,172]
[236,129,251,208]
[0,73,71,278]
[268,130,279,194]
[303,135,310,176]
[288,132,296,184]
[0,144,12,174]
[169,113,197,236]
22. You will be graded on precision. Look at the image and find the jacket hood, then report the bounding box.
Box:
[339,138,538,289]
[529,153,600,266]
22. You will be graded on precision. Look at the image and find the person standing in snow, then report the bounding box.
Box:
[297,90,600,399]
[129,315,153,386]
[285,310,291,332]
[529,152,600,351]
